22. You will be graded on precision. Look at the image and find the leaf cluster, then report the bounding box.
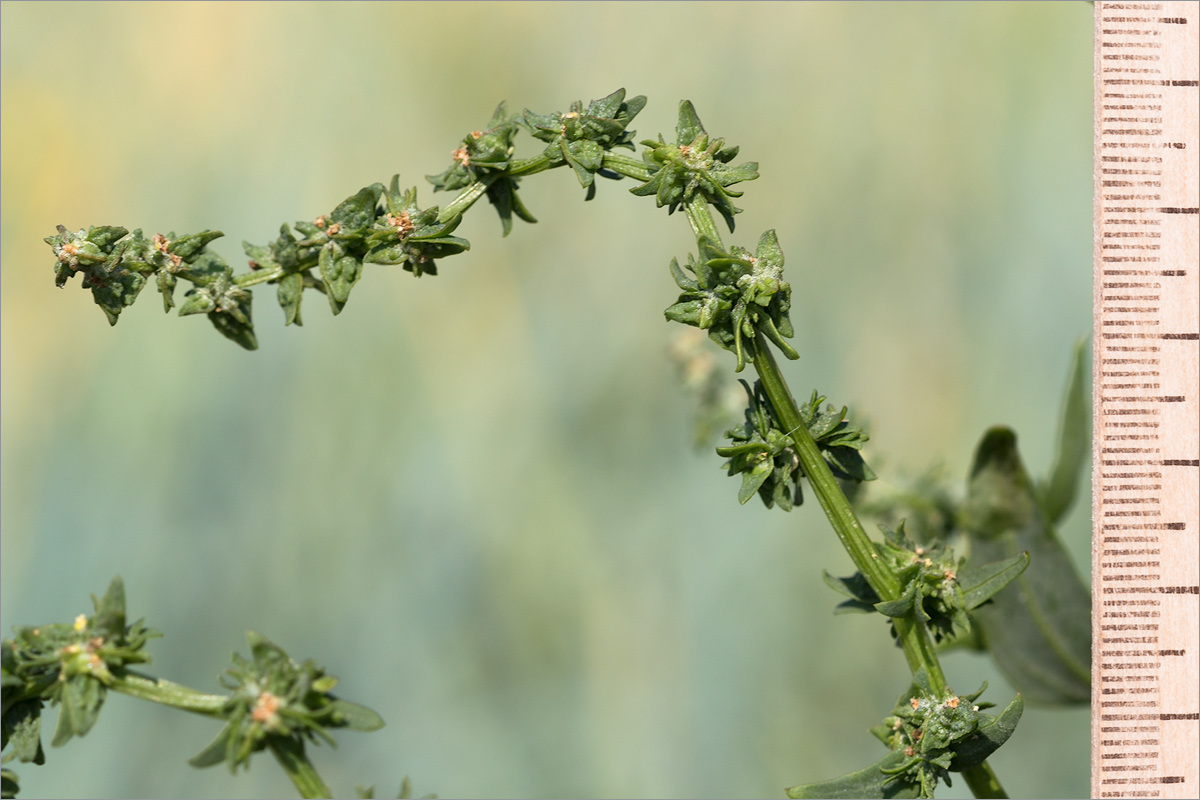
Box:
[824,522,1029,646]
[632,101,759,230]
[716,381,875,511]
[2,577,159,789]
[788,671,1023,800]
[522,88,647,196]
[188,632,383,775]
[665,231,798,371]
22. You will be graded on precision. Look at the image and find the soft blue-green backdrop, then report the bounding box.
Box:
[2,2,1092,798]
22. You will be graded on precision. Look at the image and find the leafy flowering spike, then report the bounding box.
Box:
[664,230,797,371]
[630,100,758,230]
[716,380,875,511]
[363,176,470,276]
[45,225,223,325]
[187,632,383,775]
[522,88,648,197]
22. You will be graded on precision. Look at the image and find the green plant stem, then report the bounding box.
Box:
[961,762,1008,799]
[507,153,558,178]
[110,670,226,717]
[749,336,900,600]
[601,151,654,182]
[435,179,491,223]
[236,266,286,289]
[268,737,332,799]
[684,194,723,245]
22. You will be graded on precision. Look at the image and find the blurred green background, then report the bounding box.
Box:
[1,2,1093,798]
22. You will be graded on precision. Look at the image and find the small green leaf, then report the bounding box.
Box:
[177,289,216,316]
[90,576,126,640]
[50,676,105,747]
[188,726,233,769]
[318,241,362,313]
[166,230,224,262]
[737,460,773,504]
[947,694,1024,771]
[327,699,385,732]
[957,552,1030,610]
[787,750,918,799]
[1037,337,1090,524]
[330,184,385,232]
[277,272,304,326]
[2,701,45,765]
[964,427,1091,704]
[157,270,177,312]
[874,581,918,618]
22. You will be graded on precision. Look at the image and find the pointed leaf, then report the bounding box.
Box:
[787,750,919,799]
[958,552,1030,610]
[91,576,126,640]
[676,100,706,145]
[327,699,385,732]
[964,427,1090,704]
[188,725,233,768]
[1038,338,1090,523]
[947,694,1024,771]
[3,701,45,765]
[277,272,304,326]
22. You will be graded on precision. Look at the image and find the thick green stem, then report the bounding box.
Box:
[684,194,723,245]
[961,762,1008,799]
[110,670,226,717]
[750,338,900,599]
[269,737,332,799]
[600,151,653,182]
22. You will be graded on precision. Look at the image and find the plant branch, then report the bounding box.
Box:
[601,151,654,182]
[110,670,227,717]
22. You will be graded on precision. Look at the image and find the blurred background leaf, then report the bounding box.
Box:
[2,2,1091,798]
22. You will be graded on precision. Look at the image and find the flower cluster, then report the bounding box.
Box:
[522,88,647,197]
[631,101,758,230]
[426,102,537,235]
[664,231,797,371]
[823,521,1030,646]
[716,380,875,511]
[1,578,159,756]
[869,671,1023,798]
[188,632,383,775]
